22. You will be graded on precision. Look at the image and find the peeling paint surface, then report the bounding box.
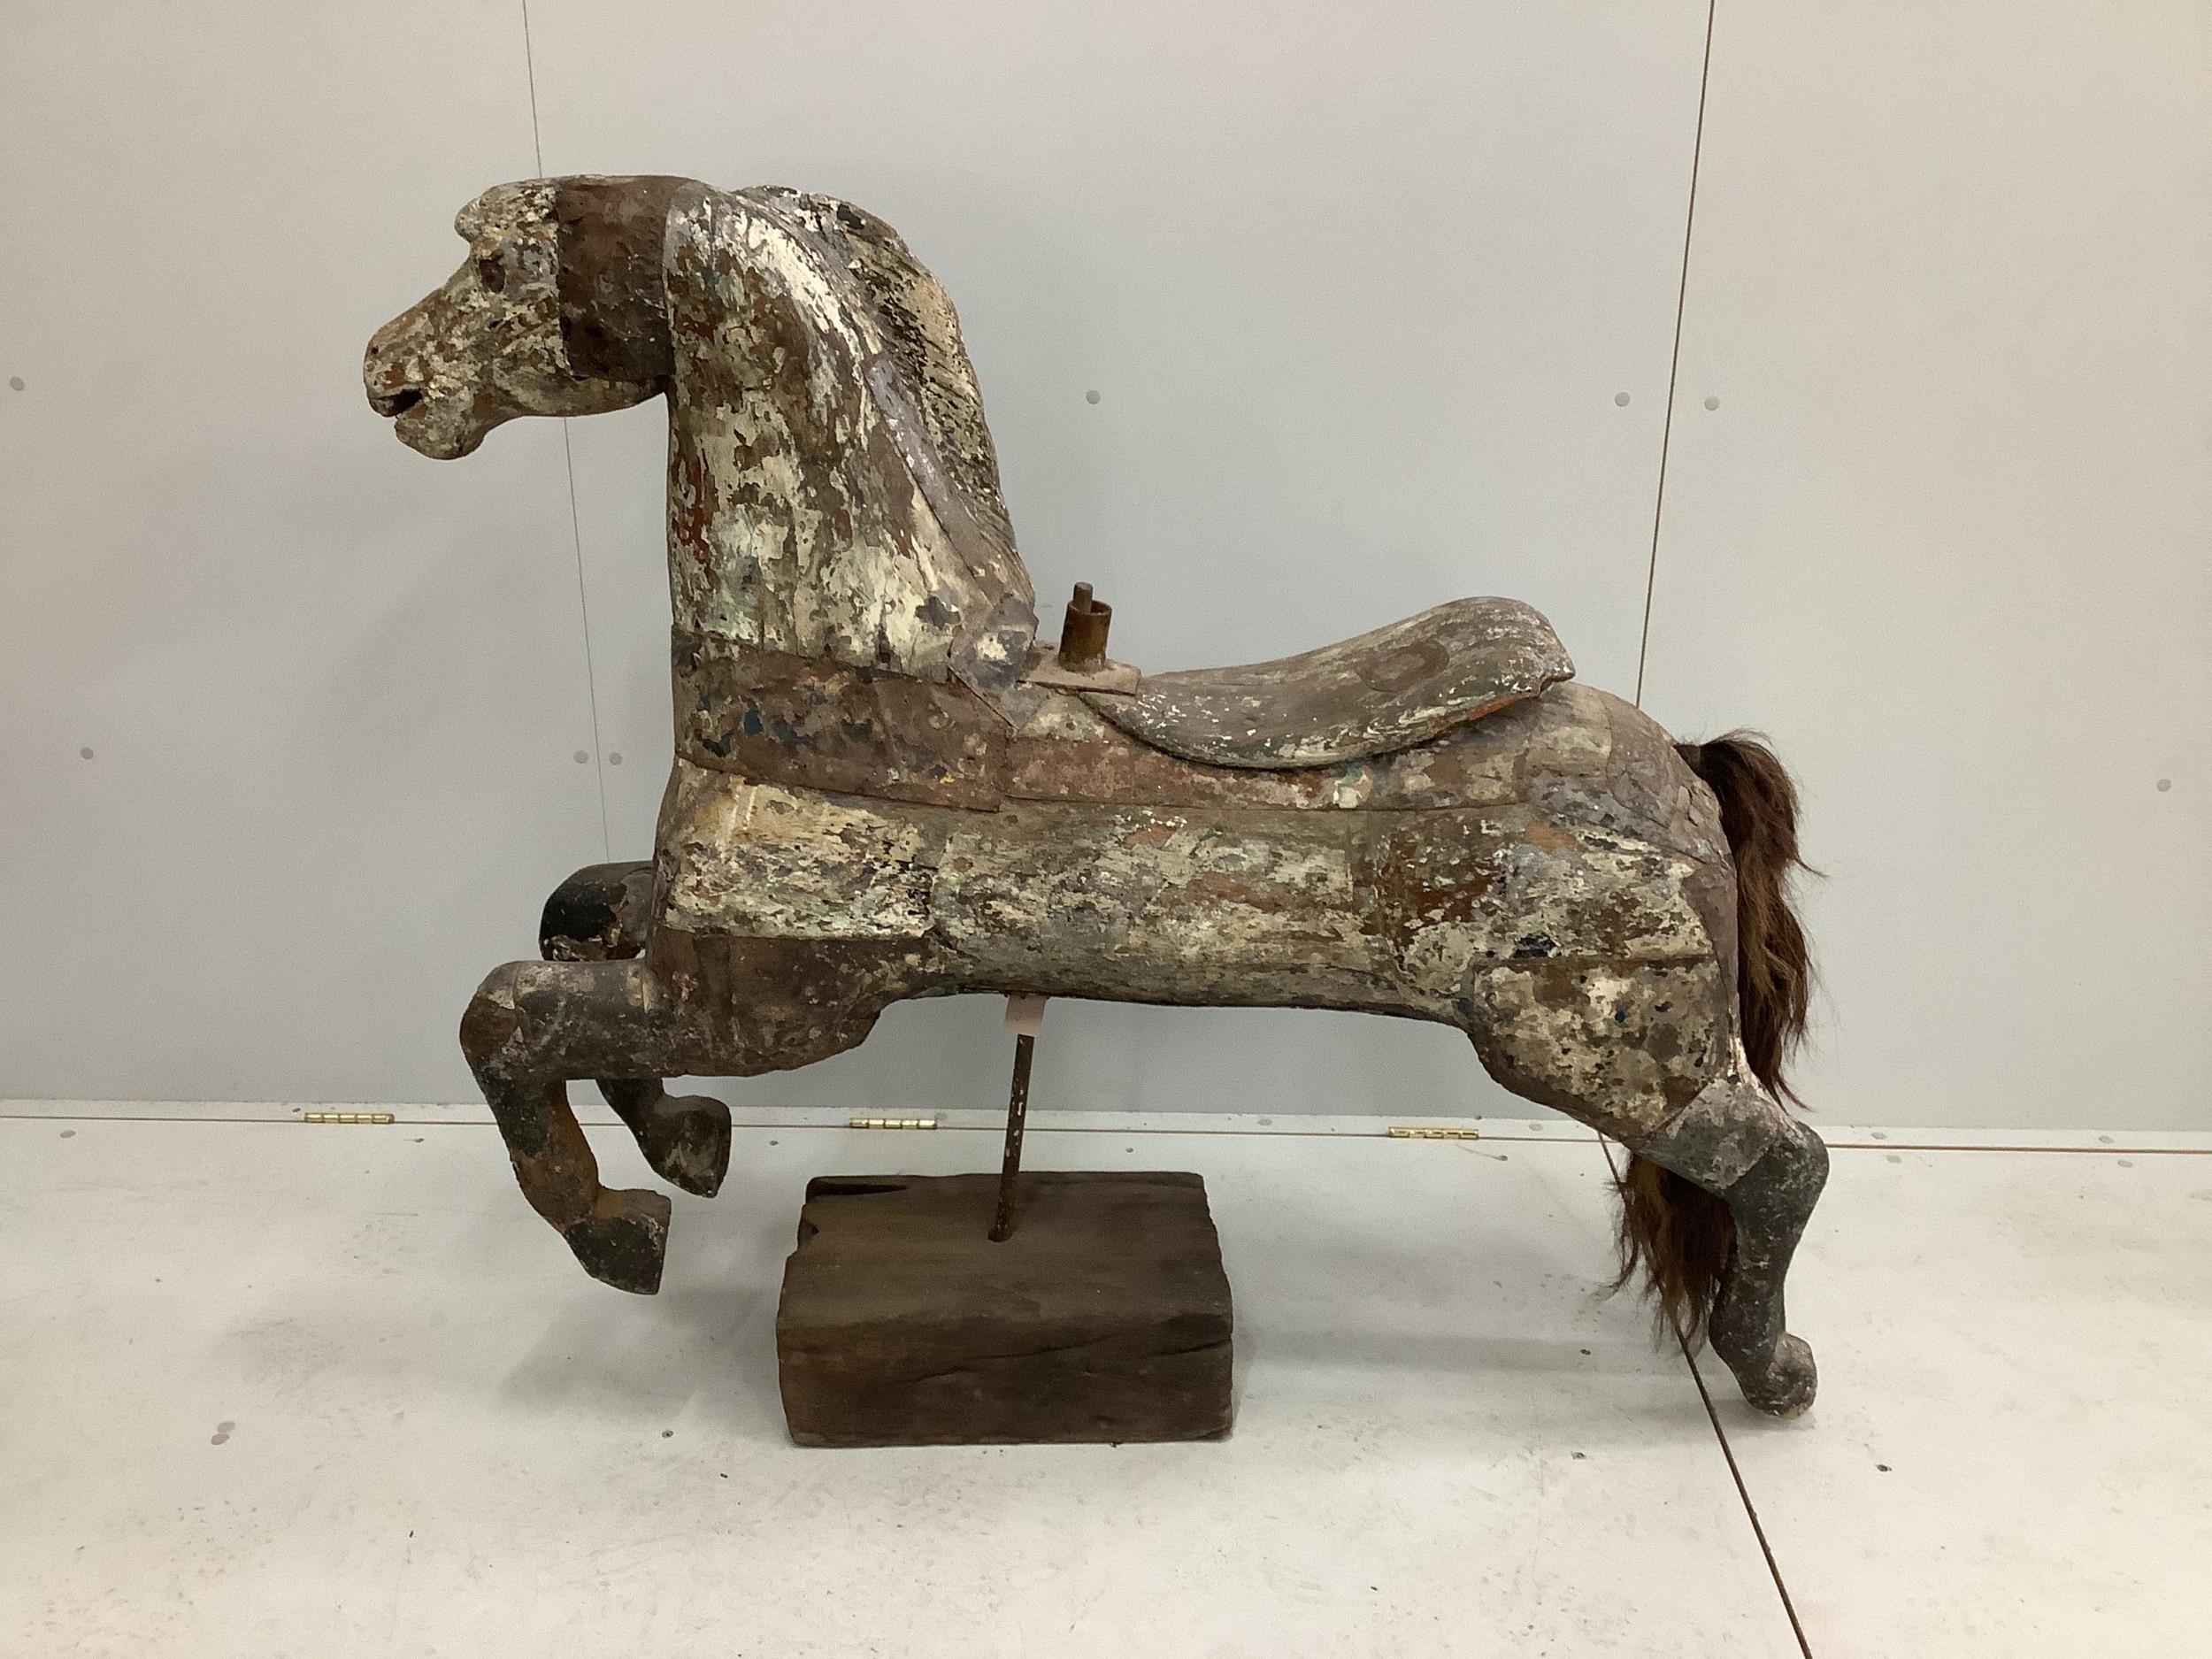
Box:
[661,772,937,940]
[367,182,637,457]
[664,186,1033,694]
[1088,596,1573,768]
[653,679,1729,1065]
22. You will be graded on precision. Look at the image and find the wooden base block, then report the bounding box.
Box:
[776,1171,1234,1447]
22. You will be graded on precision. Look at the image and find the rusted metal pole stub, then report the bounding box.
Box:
[1057,581,1112,670]
[988,1033,1036,1241]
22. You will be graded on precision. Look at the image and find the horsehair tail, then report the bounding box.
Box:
[1616,732,1815,1342]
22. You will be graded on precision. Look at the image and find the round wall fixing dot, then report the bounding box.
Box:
[1702,395,1721,411]
[2156,778,2172,792]
[79,746,94,760]
[608,751,624,765]
[8,377,24,392]
[1613,391,1631,406]
[1084,389,1101,404]
[572,749,589,764]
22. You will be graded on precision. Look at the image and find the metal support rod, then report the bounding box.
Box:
[987,1033,1036,1241]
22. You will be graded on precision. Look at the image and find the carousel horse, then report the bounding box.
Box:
[365,175,1827,1416]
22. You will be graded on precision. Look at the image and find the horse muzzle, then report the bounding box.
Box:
[363,319,488,459]
[364,303,462,445]
[362,321,429,423]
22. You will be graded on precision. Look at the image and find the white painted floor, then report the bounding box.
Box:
[2,1105,2205,1657]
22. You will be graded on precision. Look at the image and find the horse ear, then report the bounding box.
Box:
[454,180,552,250]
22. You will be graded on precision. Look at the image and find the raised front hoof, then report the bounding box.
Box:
[564,1187,673,1294]
[1729,1333,1818,1418]
[646,1095,732,1198]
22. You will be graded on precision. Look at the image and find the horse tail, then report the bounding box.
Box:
[1616,732,1815,1340]
[1682,732,1815,1099]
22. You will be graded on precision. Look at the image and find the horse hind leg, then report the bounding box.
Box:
[539,861,731,1198]
[1464,958,1827,1417]
[1636,1071,1827,1415]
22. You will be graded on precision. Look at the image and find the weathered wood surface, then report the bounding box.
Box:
[674,629,1007,809]
[1086,596,1572,769]
[1018,641,1141,694]
[537,860,653,961]
[653,680,1738,1141]
[1002,672,1593,812]
[777,1171,1233,1447]
[664,184,1034,695]
[367,173,1832,1420]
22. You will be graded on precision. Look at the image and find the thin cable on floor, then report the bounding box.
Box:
[1682,1335,1816,1657]
[1598,1134,1814,1657]
[519,0,612,858]
[1632,0,1717,710]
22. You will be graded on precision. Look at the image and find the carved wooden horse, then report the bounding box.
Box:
[365,176,1828,1416]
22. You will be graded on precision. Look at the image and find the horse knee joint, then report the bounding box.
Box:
[1760,1118,1829,1211]
[459,963,531,1071]
[1646,1073,1793,1192]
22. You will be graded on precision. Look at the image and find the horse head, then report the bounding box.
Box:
[365,176,679,458]
[370,173,1036,691]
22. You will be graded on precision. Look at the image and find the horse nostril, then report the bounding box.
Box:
[374,388,425,418]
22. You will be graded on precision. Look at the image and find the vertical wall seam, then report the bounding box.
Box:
[520,0,613,857]
[518,0,547,175]
[1632,0,1718,710]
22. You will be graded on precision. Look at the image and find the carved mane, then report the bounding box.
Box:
[657,181,1036,695]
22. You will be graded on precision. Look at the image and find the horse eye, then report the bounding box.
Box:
[475,257,506,294]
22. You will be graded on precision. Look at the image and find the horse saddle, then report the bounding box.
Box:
[1078,596,1574,770]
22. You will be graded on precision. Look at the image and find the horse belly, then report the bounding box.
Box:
[654,763,1411,1008]
[932,803,1395,1009]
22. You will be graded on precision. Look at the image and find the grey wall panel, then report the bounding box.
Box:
[1640,3,2210,1129]
[0,4,608,1102]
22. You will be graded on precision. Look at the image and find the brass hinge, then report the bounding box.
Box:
[848,1116,937,1131]
[303,1111,395,1125]
[1388,1125,1481,1141]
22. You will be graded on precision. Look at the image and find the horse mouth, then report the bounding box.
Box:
[372,388,425,419]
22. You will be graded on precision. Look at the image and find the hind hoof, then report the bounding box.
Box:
[646,1095,731,1197]
[1732,1333,1817,1417]
[564,1187,672,1294]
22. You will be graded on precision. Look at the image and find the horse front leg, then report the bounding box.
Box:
[460,957,693,1293]
[539,861,732,1198]
[465,934,917,1292]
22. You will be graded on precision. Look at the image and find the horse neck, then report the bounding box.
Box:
[660,188,1033,693]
